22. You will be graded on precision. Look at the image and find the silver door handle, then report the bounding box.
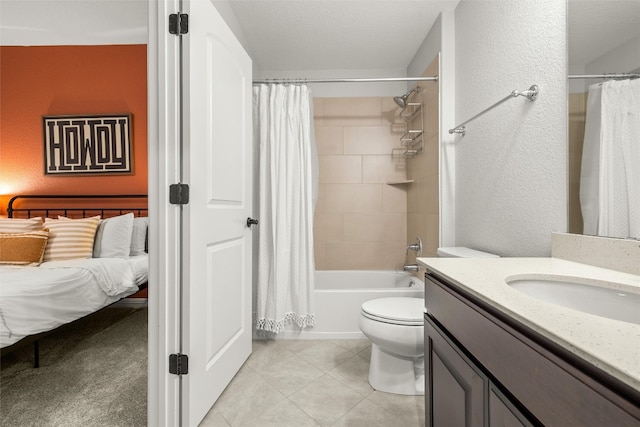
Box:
[247,217,259,228]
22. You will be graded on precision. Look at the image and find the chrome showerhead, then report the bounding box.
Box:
[393,88,418,108]
[393,95,408,108]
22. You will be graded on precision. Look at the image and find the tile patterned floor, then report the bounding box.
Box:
[200,339,425,427]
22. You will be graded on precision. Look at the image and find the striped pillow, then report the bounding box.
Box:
[0,217,44,233]
[43,216,101,261]
[0,229,50,266]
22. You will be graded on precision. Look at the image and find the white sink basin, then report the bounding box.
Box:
[505,275,640,325]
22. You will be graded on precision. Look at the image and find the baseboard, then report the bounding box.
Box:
[113,298,148,308]
[253,330,366,340]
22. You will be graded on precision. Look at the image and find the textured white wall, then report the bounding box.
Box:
[439,11,457,248]
[407,15,442,91]
[454,0,568,256]
[407,11,457,248]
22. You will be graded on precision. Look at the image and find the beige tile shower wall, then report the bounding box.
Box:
[568,92,586,234]
[313,97,408,270]
[406,56,440,267]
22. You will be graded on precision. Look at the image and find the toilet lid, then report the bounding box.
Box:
[361,297,424,326]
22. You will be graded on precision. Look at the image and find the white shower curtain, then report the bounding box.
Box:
[253,83,316,333]
[580,78,640,239]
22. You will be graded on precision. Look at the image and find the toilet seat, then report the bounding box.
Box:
[361,297,423,326]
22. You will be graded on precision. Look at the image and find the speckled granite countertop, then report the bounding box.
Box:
[416,256,640,391]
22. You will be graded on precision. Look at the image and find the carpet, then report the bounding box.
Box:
[0,307,147,427]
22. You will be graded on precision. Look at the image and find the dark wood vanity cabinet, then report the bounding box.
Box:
[427,314,485,426]
[424,272,640,427]
[488,385,531,427]
[426,313,533,427]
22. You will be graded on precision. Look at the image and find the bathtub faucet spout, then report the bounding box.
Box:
[403,264,419,272]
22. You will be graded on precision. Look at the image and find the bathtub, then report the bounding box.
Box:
[280,270,424,339]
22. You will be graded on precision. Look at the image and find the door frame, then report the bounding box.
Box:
[149,1,254,425]
[148,0,182,425]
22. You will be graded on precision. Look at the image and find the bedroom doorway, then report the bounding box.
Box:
[0,1,150,426]
[1,0,254,425]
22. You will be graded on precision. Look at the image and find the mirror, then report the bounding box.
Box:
[567,0,640,236]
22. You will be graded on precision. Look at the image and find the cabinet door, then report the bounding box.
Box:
[426,316,487,427]
[489,385,534,427]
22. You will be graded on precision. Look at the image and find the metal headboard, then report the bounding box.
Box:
[7,194,148,219]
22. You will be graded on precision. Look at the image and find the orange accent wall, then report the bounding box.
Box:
[0,45,147,215]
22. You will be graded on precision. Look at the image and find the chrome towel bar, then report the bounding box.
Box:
[449,84,539,137]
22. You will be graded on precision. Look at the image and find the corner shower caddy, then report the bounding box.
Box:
[398,95,423,159]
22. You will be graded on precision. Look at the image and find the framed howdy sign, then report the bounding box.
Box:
[42,114,132,175]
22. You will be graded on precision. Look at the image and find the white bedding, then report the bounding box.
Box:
[0,255,148,348]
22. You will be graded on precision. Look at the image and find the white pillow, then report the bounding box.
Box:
[93,213,135,258]
[44,216,101,262]
[130,217,148,256]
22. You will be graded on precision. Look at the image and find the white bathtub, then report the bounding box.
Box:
[280,270,424,339]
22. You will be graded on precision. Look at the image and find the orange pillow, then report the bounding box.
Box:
[0,229,50,266]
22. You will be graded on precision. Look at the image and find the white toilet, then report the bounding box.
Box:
[359,247,498,395]
[359,297,425,395]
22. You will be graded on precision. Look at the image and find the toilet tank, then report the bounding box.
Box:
[437,247,499,258]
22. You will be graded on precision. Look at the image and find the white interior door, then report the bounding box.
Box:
[182,0,253,425]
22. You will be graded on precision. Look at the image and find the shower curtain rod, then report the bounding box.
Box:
[569,73,640,80]
[252,76,438,84]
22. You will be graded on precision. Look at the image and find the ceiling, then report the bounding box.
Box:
[227,0,459,72]
[2,0,637,72]
[228,0,640,73]
[0,0,148,46]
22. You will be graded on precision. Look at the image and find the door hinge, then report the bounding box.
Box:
[169,13,189,35]
[169,184,190,205]
[169,353,189,375]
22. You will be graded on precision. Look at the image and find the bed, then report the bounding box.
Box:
[0,194,148,366]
